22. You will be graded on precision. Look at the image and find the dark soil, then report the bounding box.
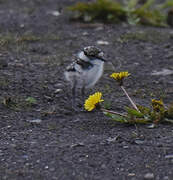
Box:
[0,0,173,180]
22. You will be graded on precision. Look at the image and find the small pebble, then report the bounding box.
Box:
[97,40,109,45]
[28,119,42,124]
[144,173,154,179]
[147,124,156,129]
[101,164,106,169]
[49,10,60,17]
[82,32,89,36]
[135,139,145,145]
[163,176,169,180]
[107,136,118,142]
[70,143,85,148]
[95,26,104,31]
[151,69,173,76]
[54,83,63,88]
[165,154,173,159]
[128,173,135,176]
[20,24,25,28]
[54,89,62,94]
[50,167,55,171]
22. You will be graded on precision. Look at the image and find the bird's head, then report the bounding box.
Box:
[83,46,106,62]
[78,46,106,62]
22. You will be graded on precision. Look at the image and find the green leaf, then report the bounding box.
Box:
[104,112,128,123]
[158,0,173,9]
[134,118,151,124]
[138,105,151,114]
[139,0,155,11]
[126,0,138,10]
[25,97,37,105]
[127,15,140,25]
[126,107,144,118]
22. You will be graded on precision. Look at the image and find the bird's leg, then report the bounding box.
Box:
[71,79,77,110]
[81,85,86,105]
[72,82,85,112]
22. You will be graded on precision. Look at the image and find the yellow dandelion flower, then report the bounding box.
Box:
[151,99,164,111]
[110,72,130,85]
[84,92,104,111]
[151,99,163,106]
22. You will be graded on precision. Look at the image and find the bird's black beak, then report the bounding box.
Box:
[98,52,107,62]
[100,56,107,62]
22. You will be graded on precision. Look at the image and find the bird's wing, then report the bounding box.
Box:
[66,61,76,72]
[76,59,93,70]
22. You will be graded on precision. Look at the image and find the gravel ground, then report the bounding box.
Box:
[0,0,173,180]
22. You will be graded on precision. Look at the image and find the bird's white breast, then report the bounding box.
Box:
[84,59,104,88]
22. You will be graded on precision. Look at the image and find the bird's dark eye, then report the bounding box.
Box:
[84,50,87,55]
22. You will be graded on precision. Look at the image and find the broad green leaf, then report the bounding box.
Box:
[127,0,138,10]
[25,97,37,104]
[126,107,144,118]
[139,0,155,11]
[104,112,128,123]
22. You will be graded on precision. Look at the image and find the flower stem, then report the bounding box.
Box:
[120,85,139,112]
[101,108,127,117]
